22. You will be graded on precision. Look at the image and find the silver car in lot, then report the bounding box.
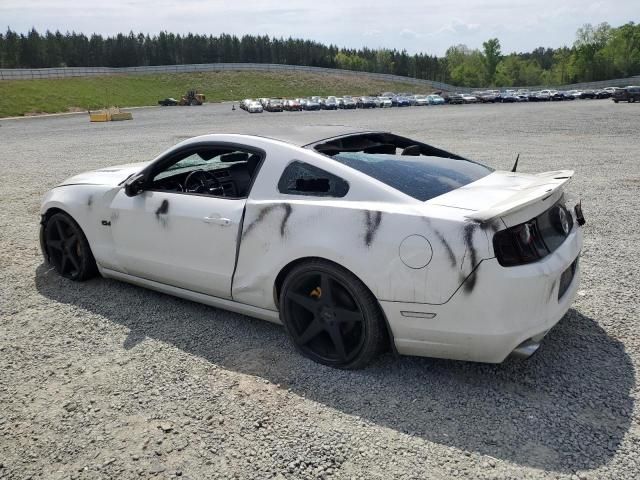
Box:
[247,101,263,113]
[377,96,393,108]
[340,96,357,109]
[411,95,430,106]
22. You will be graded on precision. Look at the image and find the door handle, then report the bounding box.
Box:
[203,216,231,226]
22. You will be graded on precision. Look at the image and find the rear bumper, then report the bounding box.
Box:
[381,226,583,363]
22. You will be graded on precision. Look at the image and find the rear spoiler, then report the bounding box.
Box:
[465,170,574,222]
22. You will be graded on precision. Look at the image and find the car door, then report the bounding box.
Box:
[109,190,243,298]
[108,145,258,299]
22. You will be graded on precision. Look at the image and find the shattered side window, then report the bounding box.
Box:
[333,152,492,201]
[278,161,349,197]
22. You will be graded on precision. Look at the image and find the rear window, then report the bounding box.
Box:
[333,152,493,201]
[278,161,349,197]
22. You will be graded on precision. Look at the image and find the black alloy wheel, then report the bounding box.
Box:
[280,260,386,369]
[43,212,97,281]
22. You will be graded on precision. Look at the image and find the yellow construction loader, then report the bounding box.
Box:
[178,90,205,106]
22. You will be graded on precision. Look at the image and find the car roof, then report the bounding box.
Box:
[225,126,376,147]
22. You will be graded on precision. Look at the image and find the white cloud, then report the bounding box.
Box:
[399,29,420,39]
[432,19,482,36]
[1,0,637,55]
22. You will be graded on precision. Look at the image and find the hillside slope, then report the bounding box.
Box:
[0,71,435,118]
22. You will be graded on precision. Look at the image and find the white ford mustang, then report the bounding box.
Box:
[40,127,585,368]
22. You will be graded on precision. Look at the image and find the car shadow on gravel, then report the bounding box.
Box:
[35,265,635,473]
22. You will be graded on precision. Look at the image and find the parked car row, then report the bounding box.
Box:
[237,86,638,113]
[461,86,639,104]
[239,93,448,113]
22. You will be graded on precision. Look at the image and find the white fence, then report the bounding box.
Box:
[0,62,456,91]
[1,62,639,92]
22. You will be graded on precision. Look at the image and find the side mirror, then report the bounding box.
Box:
[124,173,146,197]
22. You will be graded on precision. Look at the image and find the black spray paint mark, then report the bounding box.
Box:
[434,229,456,268]
[279,204,292,237]
[421,216,456,268]
[363,211,383,247]
[462,223,479,293]
[479,219,501,233]
[461,219,502,293]
[242,204,293,239]
[87,195,93,208]
[155,199,169,216]
[155,199,169,227]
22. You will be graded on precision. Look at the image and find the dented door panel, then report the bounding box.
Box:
[109,189,245,298]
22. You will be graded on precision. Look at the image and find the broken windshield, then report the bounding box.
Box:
[333,152,493,201]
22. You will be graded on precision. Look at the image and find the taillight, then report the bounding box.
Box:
[493,199,577,267]
[493,220,548,267]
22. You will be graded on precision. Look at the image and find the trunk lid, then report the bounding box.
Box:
[427,170,574,225]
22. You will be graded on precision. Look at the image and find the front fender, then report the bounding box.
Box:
[41,185,121,269]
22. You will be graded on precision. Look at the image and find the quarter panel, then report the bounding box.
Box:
[230,136,494,310]
[232,199,492,310]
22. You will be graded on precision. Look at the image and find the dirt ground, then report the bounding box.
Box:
[1,100,639,479]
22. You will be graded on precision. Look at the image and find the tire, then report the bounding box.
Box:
[279,260,387,369]
[42,212,98,281]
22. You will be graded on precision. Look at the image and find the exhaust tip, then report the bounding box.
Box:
[510,339,541,360]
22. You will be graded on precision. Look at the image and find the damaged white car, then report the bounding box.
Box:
[40,127,585,368]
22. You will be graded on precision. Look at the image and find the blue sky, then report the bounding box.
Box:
[2,0,638,55]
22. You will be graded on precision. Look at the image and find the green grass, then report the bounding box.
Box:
[0,71,435,118]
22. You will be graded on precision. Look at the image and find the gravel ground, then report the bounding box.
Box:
[1,100,639,480]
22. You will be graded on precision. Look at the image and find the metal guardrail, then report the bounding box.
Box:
[1,63,638,92]
[0,63,460,91]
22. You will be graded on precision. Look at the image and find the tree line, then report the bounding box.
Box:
[447,23,640,87]
[0,30,447,82]
[0,22,638,87]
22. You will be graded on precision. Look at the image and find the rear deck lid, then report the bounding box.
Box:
[427,170,574,222]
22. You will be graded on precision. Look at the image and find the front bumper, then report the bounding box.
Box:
[381,225,583,363]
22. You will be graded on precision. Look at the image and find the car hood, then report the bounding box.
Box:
[58,161,151,187]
